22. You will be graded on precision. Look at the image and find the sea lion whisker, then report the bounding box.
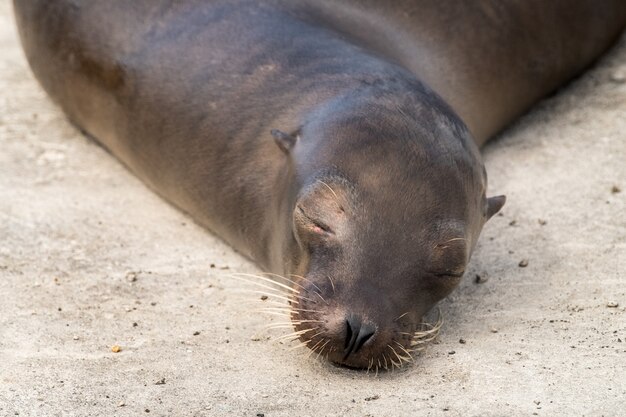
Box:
[256,311,293,318]
[313,291,328,304]
[366,358,372,375]
[307,339,325,358]
[394,312,410,322]
[232,275,314,303]
[394,341,414,362]
[247,291,300,305]
[257,305,293,310]
[291,319,325,324]
[318,180,340,202]
[290,306,323,312]
[263,322,296,330]
[306,330,326,341]
[388,345,405,366]
[288,274,324,295]
[290,340,312,350]
[313,339,331,361]
[230,273,299,294]
[327,275,335,294]
[259,271,309,292]
[274,328,315,342]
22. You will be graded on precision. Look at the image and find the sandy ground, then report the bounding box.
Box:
[1,2,625,416]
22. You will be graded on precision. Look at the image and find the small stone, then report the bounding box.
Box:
[364,395,380,401]
[193,331,200,336]
[256,414,265,417]
[459,338,466,344]
[518,259,529,268]
[126,272,138,282]
[538,219,547,226]
[607,301,619,308]
[509,220,517,226]
[210,263,216,268]
[611,185,621,194]
[73,336,79,341]
[132,322,138,327]
[490,328,499,333]
[155,378,166,385]
[474,274,488,284]
[118,402,125,407]
[111,345,122,353]
[260,295,268,301]
[448,351,456,355]
[145,409,150,413]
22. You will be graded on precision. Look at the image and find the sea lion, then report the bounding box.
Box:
[13,0,626,369]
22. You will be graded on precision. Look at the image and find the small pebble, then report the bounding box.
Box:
[490,328,499,333]
[118,402,125,407]
[111,345,122,353]
[518,259,529,268]
[611,185,621,194]
[459,338,466,344]
[260,295,268,301]
[73,336,79,341]
[448,351,456,355]
[538,219,547,226]
[193,331,200,336]
[364,395,380,401]
[155,378,166,385]
[607,301,619,308]
[474,274,488,284]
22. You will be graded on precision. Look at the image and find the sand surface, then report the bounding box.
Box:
[1,2,625,416]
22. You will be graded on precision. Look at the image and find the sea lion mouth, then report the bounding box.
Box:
[233,272,442,371]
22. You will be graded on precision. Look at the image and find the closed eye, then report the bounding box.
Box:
[296,205,333,234]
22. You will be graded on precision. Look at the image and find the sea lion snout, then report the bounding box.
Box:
[291,281,423,369]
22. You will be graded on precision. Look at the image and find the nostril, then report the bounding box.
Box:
[354,323,375,353]
[344,319,355,351]
[344,316,376,359]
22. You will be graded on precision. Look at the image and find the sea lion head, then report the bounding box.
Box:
[273,82,505,369]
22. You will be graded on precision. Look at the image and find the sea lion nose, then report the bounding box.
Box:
[343,315,376,360]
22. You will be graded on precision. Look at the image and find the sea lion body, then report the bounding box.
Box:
[13,1,626,368]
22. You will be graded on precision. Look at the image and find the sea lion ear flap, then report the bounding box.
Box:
[271,129,298,154]
[486,195,506,220]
